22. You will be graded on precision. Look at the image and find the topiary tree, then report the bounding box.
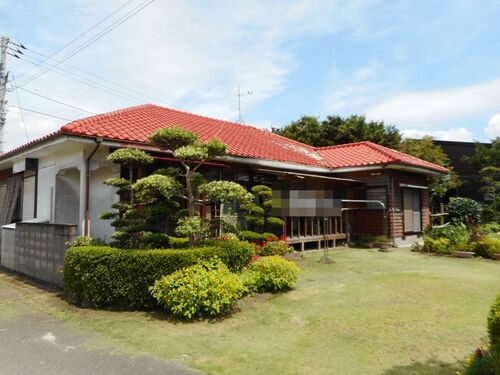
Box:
[149,127,253,244]
[242,185,284,234]
[106,148,154,205]
[101,149,180,248]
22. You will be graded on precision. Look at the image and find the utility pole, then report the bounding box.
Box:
[235,82,252,123]
[0,36,9,154]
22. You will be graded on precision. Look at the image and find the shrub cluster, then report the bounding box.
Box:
[238,231,277,243]
[243,256,300,293]
[63,239,255,308]
[256,240,293,256]
[412,221,499,259]
[473,238,500,259]
[419,236,452,255]
[150,258,245,319]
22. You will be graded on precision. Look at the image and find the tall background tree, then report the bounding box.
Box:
[272,115,402,149]
[400,136,460,207]
[464,138,500,222]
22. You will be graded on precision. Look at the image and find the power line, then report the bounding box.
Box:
[10,75,29,142]
[19,0,156,87]
[22,48,166,104]
[17,55,145,104]
[7,106,72,121]
[45,0,136,61]
[10,85,96,115]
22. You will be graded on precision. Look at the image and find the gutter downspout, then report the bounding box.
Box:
[84,137,103,236]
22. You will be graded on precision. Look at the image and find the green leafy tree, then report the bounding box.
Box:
[465,138,500,221]
[149,127,253,244]
[400,136,460,206]
[272,115,402,149]
[242,185,284,233]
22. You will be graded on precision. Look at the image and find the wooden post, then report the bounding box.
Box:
[440,203,444,226]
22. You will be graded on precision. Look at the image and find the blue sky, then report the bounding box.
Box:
[1,0,499,151]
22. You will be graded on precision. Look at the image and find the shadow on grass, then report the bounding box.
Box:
[382,357,462,375]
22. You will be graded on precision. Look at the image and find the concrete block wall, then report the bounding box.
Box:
[1,222,77,287]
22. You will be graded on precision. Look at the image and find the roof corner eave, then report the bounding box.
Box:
[328,163,447,176]
[385,163,447,176]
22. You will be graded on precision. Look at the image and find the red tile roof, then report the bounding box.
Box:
[2,104,447,174]
[60,104,329,167]
[316,142,449,173]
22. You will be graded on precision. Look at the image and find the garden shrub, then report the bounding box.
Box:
[488,294,500,374]
[473,237,500,259]
[431,223,470,246]
[422,236,452,254]
[139,232,170,249]
[244,256,300,293]
[257,240,293,256]
[461,347,495,375]
[447,197,482,227]
[150,258,246,319]
[66,236,106,247]
[261,232,278,242]
[481,222,500,235]
[64,240,254,308]
[238,230,263,242]
[168,236,189,249]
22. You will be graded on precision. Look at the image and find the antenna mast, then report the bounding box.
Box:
[235,82,252,123]
[0,36,9,154]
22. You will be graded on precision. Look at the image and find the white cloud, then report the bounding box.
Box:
[486,113,500,139]
[402,127,473,142]
[322,58,393,113]
[4,0,375,151]
[365,78,500,127]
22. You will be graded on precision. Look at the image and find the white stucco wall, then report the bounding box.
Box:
[88,147,119,241]
[37,146,85,222]
[34,143,118,241]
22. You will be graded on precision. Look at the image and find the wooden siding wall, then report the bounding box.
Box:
[389,172,430,238]
[340,170,430,238]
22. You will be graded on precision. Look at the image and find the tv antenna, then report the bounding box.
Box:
[234,83,252,123]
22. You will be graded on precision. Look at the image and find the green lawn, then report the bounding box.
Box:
[2,247,500,374]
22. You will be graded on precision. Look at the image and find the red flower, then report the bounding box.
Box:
[475,347,483,359]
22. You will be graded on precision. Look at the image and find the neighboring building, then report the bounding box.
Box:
[0,104,447,251]
[434,140,491,202]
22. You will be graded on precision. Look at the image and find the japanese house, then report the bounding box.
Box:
[0,104,447,250]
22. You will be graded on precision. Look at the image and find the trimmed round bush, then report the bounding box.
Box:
[63,239,255,308]
[238,231,263,242]
[488,294,500,374]
[245,256,300,293]
[150,258,245,319]
[257,240,293,256]
[447,197,482,226]
[139,232,170,249]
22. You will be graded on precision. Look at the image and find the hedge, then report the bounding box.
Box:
[63,239,255,309]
